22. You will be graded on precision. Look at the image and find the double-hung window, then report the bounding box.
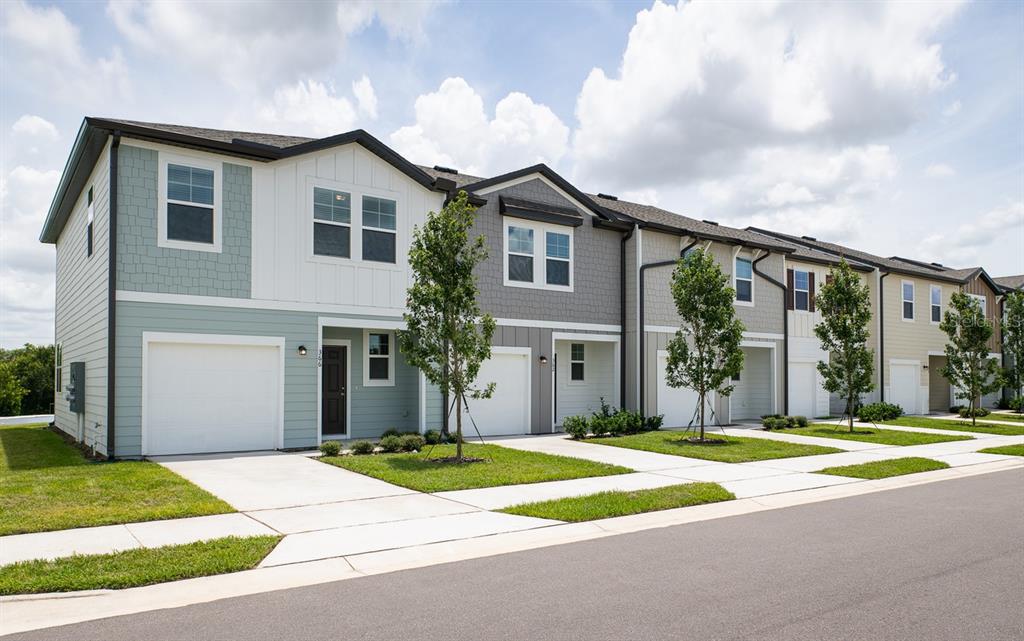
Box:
[364,331,394,386]
[86,187,94,258]
[793,270,810,311]
[930,285,942,323]
[160,154,221,252]
[313,187,352,258]
[569,343,585,382]
[735,256,753,303]
[507,226,534,283]
[902,281,915,320]
[545,232,571,286]
[362,196,397,263]
[969,294,986,313]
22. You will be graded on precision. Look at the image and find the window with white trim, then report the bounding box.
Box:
[504,220,574,291]
[930,285,942,323]
[364,331,394,386]
[312,187,351,258]
[968,293,986,312]
[55,343,63,391]
[570,343,585,382]
[546,231,570,286]
[86,186,94,258]
[794,270,810,311]
[362,196,397,264]
[735,256,753,303]
[507,225,534,283]
[902,281,915,320]
[158,153,221,252]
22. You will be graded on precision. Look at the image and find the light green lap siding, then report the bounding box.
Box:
[116,145,252,298]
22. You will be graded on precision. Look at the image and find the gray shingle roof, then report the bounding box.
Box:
[745,229,873,271]
[100,118,315,148]
[995,275,1024,291]
[415,165,485,189]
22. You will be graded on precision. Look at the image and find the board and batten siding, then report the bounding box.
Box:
[963,275,1002,353]
[54,140,111,454]
[250,143,445,313]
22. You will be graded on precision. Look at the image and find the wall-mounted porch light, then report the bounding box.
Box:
[539,355,549,365]
[297,345,308,356]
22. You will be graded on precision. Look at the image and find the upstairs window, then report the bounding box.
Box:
[86,187,94,258]
[902,281,915,320]
[545,232,571,286]
[793,270,809,311]
[735,256,753,303]
[313,187,351,258]
[968,294,986,313]
[570,343,585,382]
[364,331,394,386]
[362,196,397,263]
[930,285,942,323]
[507,226,534,283]
[504,220,574,291]
[159,154,221,252]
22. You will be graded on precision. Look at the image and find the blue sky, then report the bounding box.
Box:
[1,0,1022,347]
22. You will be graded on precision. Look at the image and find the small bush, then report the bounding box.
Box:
[378,435,403,453]
[318,440,341,457]
[958,407,990,418]
[563,415,589,440]
[381,428,402,439]
[793,415,809,427]
[1010,397,1023,411]
[858,402,903,422]
[617,409,645,435]
[996,397,1010,410]
[644,414,664,432]
[948,405,964,413]
[350,440,375,455]
[398,434,426,452]
[424,429,442,445]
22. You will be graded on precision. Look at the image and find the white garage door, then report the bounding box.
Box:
[145,339,282,455]
[789,362,817,418]
[889,363,919,415]
[657,352,714,428]
[449,350,530,437]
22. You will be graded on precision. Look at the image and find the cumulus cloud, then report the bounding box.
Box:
[352,75,379,120]
[238,80,362,138]
[916,202,1024,268]
[942,99,962,117]
[11,116,58,141]
[924,162,955,178]
[389,77,569,176]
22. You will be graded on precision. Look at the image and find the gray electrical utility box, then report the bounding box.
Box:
[68,361,85,414]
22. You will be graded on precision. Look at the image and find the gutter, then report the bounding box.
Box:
[878,271,889,403]
[638,238,700,415]
[752,252,788,415]
[106,131,121,459]
[619,224,635,407]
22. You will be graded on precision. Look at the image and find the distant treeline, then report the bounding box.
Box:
[0,344,54,416]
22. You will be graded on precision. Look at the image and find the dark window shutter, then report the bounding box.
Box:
[786,269,795,310]
[809,271,816,312]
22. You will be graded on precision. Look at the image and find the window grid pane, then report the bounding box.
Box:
[509,227,533,255]
[903,283,914,301]
[167,203,214,243]
[546,232,569,259]
[794,270,809,291]
[363,229,396,263]
[509,254,533,282]
[313,187,351,224]
[570,362,585,381]
[363,196,397,230]
[546,259,569,286]
[930,286,941,305]
[368,333,389,356]
[168,164,215,206]
[735,258,753,280]
[571,344,585,362]
[313,222,350,258]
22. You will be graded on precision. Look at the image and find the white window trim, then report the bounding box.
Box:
[502,219,574,292]
[363,329,395,387]
[311,185,353,260]
[157,151,223,253]
[901,280,915,322]
[733,253,754,307]
[930,285,942,325]
[568,343,585,386]
[305,178,403,269]
[793,269,810,312]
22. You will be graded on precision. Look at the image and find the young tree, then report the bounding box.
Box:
[814,260,875,431]
[398,191,496,461]
[1002,291,1024,412]
[664,248,745,442]
[940,291,1001,425]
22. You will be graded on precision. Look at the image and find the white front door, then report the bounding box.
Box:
[145,339,282,456]
[889,363,919,414]
[789,362,817,418]
[449,350,531,436]
[657,352,715,428]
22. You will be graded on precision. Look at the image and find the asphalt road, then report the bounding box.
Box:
[7,469,1023,641]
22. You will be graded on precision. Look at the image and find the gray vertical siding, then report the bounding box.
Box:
[491,324,553,433]
[117,145,252,298]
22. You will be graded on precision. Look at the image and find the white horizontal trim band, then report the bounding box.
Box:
[494,318,621,332]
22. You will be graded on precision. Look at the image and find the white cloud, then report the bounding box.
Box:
[389,77,569,176]
[924,162,955,178]
[352,75,379,120]
[942,99,962,117]
[916,202,1024,267]
[237,80,361,138]
[11,115,58,141]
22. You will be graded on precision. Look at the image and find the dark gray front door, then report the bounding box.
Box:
[322,346,347,436]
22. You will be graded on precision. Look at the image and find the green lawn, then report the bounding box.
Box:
[785,424,972,446]
[0,423,232,536]
[817,457,949,479]
[321,443,631,492]
[0,536,281,595]
[978,444,1024,457]
[882,417,1024,436]
[977,412,1024,423]
[587,431,841,463]
[500,483,734,522]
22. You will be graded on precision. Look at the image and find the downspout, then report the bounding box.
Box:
[619,225,634,407]
[752,252,787,415]
[106,131,121,459]
[638,238,700,415]
[878,271,890,403]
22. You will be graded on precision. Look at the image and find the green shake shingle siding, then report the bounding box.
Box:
[116,145,252,298]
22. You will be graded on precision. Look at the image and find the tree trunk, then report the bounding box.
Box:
[699,389,706,441]
[455,392,464,461]
[441,341,450,438]
[847,395,855,432]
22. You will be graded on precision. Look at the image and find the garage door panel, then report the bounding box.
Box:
[449,352,530,436]
[657,353,715,428]
[789,363,816,418]
[145,341,281,456]
[889,363,918,415]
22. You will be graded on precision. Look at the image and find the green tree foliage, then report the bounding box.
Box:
[940,291,1001,426]
[1002,291,1024,412]
[398,191,496,461]
[814,261,875,431]
[664,249,744,441]
[0,361,27,416]
[0,344,54,415]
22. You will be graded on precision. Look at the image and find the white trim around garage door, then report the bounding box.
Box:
[141,332,286,456]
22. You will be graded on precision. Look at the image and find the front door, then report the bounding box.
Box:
[322,346,347,437]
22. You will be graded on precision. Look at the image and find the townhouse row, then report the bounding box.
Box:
[40,118,1019,457]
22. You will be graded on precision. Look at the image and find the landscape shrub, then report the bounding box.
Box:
[948,405,964,414]
[644,414,664,431]
[424,429,442,445]
[318,440,341,457]
[617,409,645,435]
[350,440,375,455]
[381,428,402,438]
[793,415,809,427]
[562,415,589,440]
[1010,397,1023,411]
[958,407,990,418]
[996,397,1010,410]
[858,402,903,422]
[398,434,426,452]
[378,435,403,452]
